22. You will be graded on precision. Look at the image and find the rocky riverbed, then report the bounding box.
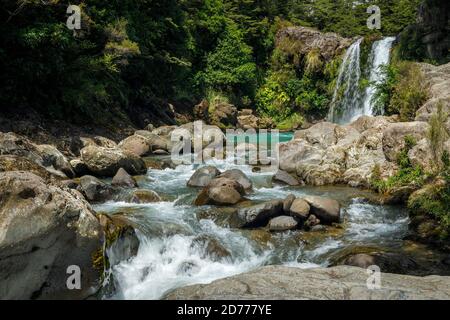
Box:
[1,62,450,299]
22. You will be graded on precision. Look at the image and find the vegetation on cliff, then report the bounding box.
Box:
[0,0,421,123]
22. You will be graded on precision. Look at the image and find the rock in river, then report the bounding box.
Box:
[235,200,283,228]
[304,196,340,224]
[268,216,298,232]
[164,265,450,300]
[80,145,147,177]
[0,171,103,299]
[194,177,245,206]
[187,166,221,187]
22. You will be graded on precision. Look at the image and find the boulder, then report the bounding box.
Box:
[80,145,147,177]
[70,159,90,177]
[193,100,209,121]
[135,130,169,151]
[219,169,252,191]
[0,132,43,164]
[337,251,419,275]
[112,168,138,188]
[36,144,75,178]
[268,216,298,232]
[0,155,56,182]
[0,171,102,299]
[191,235,231,261]
[382,121,429,162]
[164,265,450,300]
[187,166,221,187]
[79,175,118,203]
[118,134,151,157]
[303,196,340,224]
[289,198,311,220]
[209,103,238,128]
[195,177,245,206]
[273,170,299,186]
[276,26,353,62]
[282,194,296,212]
[236,200,283,228]
[237,114,259,130]
[125,189,162,204]
[97,213,139,267]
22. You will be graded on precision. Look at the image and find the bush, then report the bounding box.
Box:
[371,136,425,193]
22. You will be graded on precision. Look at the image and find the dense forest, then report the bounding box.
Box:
[0,0,423,124]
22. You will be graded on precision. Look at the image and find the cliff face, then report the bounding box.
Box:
[400,0,449,62]
[418,0,450,61]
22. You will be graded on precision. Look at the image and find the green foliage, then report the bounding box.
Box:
[427,102,450,171]
[0,0,424,123]
[198,26,257,102]
[371,136,425,194]
[373,61,429,121]
[408,152,450,239]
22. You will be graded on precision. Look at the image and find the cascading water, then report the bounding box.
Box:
[328,37,396,124]
[95,140,417,300]
[362,37,396,115]
[327,38,363,124]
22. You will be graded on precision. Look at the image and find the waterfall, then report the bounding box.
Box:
[328,37,396,124]
[362,37,396,116]
[327,38,363,124]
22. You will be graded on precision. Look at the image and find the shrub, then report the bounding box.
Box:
[427,102,449,171]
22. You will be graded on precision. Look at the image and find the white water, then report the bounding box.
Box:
[328,37,395,124]
[96,152,410,300]
[362,37,396,115]
[328,38,363,124]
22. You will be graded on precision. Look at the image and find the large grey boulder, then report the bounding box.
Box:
[303,196,340,224]
[195,177,245,206]
[80,145,147,177]
[165,265,450,300]
[79,175,118,203]
[219,169,252,191]
[235,200,283,228]
[112,168,138,188]
[0,171,103,300]
[187,166,221,187]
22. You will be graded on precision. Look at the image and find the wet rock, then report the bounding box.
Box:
[310,224,326,232]
[36,144,75,178]
[219,169,252,191]
[338,252,419,275]
[80,145,147,177]
[0,171,102,299]
[289,198,311,220]
[187,166,221,187]
[303,196,340,224]
[191,235,231,261]
[97,213,140,267]
[268,216,298,232]
[79,175,118,203]
[305,215,321,230]
[282,194,296,212]
[177,261,201,276]
[70,159,90,177]
[236,200,283,228]
[164,265,450,300]
[272,170,300,186]
[126,189,162,204]
[195,177,245,206]
[112,168,138,188]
